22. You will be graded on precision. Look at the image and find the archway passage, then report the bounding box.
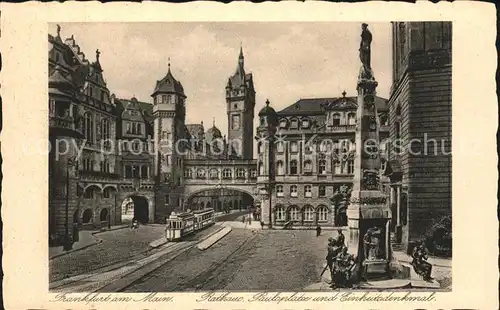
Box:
[186,188,255,220]
[121,195,149,224]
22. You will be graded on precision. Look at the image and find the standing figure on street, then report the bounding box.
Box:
[325,237,337,279]
[316,226,322,237]
[131,219,139,232]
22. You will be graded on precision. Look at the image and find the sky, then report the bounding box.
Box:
[52,22,392,137]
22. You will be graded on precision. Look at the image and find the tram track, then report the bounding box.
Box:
[178,231,260,291]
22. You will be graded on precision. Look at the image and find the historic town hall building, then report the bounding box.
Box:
[48,23,450,256]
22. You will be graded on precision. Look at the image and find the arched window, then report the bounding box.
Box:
[103,187,114,199]
[200,202,205,209]
[304,185,312,198]
[184,169,193,179]
[290,160,298,175]
[259,162,264,176]
[83,186,99,199]
[332,113,341,126]
[347,113,356,125]
[197,169,205,179]
[303,160,312,174]
[236,168,245,179]
[276,185,284,197]
[318,160,326,174]
[276,161,284,175]
[222,168,232,179]
[318,205,329,222]
[289,206,300,221]
[303,206,314,222]
[82,209,93,223]
[290,185,298,197]
[209,168,219,179]
[100,208,109,222]
[84,112,94,141]
[275,205,286,221]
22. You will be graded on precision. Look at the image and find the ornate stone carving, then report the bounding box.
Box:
[361,169,380,190]
[350,196,387,204]
[369,116,377,132]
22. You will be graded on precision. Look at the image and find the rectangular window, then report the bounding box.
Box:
[290,141,298,153]
[162,95,167,103]
[165,195,170,205]
[319,185,326,197]
[305,185,312,198]
[276,142,284,153]
[276,185,284,197]
[232,115,240,130]
[126,122,131,134]
[137,124,142,135]
[290,161,298,175]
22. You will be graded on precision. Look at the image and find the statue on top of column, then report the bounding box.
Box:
[359,23,374,80]
[359,23,372,69]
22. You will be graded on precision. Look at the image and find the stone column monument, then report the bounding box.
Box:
[347,23,392,281]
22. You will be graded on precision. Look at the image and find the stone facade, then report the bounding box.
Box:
[256,94,389,229]
[387,22,452,251]
[49,26,258,246]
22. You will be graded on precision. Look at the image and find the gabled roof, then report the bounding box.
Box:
[186,124,204,138]
[278,95,389,116]
[115,97,154,124]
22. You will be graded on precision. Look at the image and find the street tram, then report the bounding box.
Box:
[165,208,215,241]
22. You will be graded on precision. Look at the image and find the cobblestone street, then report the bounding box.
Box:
[124,229,335,291]
[49,225,166,282]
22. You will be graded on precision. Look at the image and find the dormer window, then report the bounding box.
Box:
[279,119,288,129]
[290,118,298,129]
[301,118,310,129]
[332,113,341,126]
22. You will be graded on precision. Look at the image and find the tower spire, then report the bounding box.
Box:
[168,57,171,72]
[213,117,216,127]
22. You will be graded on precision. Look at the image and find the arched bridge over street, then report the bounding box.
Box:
[182,159,260,204]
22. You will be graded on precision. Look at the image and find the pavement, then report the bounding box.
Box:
[49,224,167,283]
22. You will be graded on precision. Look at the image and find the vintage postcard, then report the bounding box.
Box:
[1,1,498,309]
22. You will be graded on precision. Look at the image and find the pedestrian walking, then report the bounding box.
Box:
[316,226,322,237]
[260,221,264,230]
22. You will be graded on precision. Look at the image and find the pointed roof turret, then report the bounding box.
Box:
[152,60,186,98]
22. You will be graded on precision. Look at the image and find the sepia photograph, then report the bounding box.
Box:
[47,21,452,293]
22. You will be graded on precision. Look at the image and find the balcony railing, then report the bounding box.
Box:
[79,170,121,180]
[327,124,356,133]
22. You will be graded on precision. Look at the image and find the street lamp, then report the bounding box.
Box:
[63,156,77,251]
